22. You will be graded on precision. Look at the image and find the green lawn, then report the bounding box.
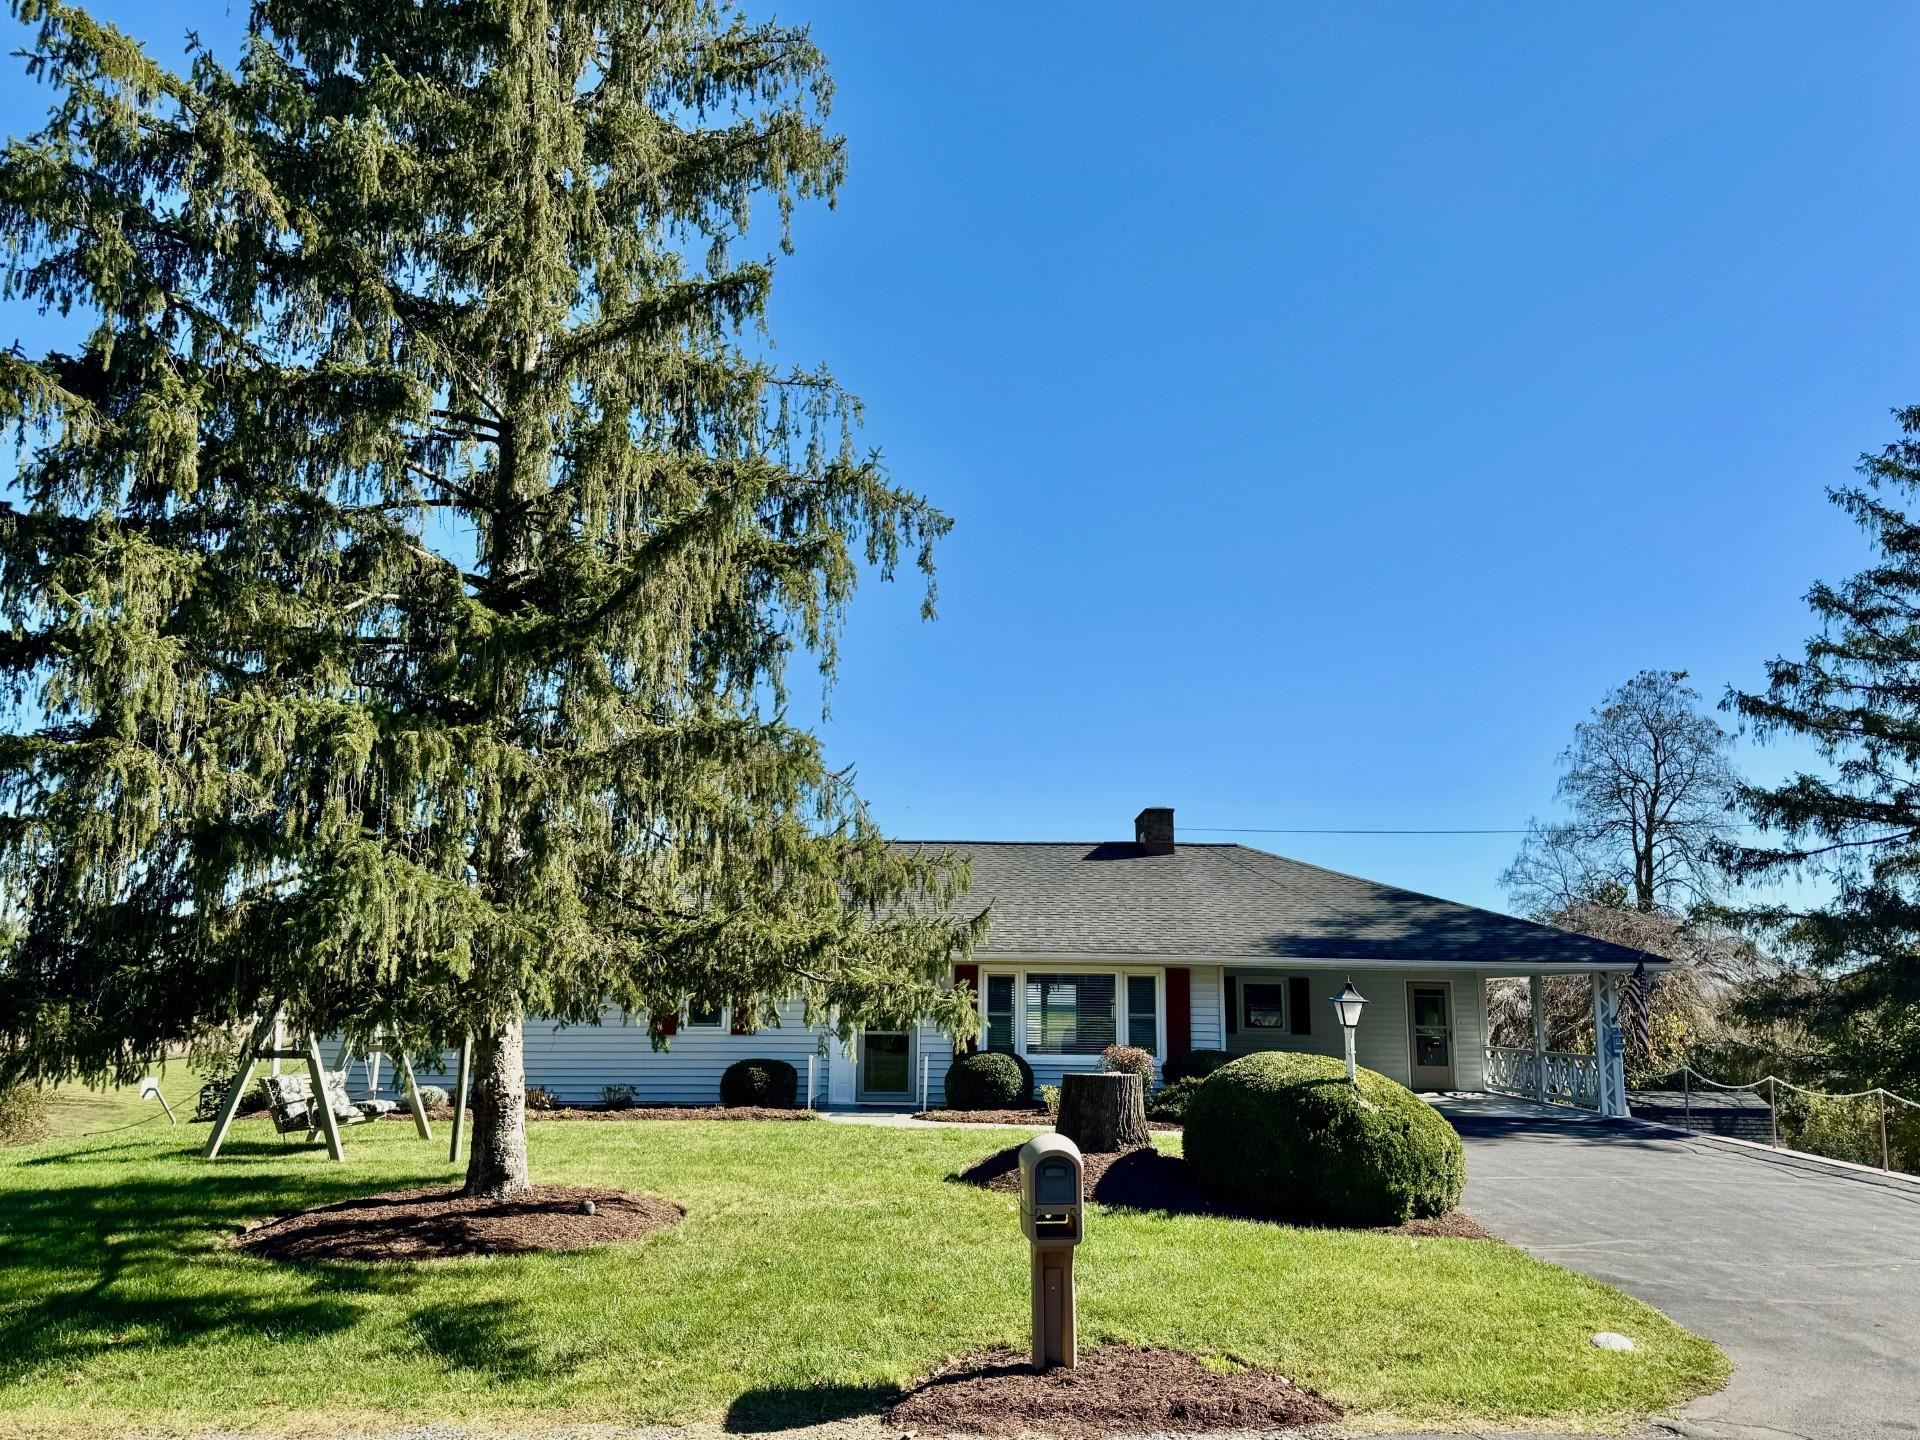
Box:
[33,1065,206,1142]
[0,1116,1726,1438]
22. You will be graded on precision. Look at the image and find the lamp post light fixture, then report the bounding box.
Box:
[1330,979,1367,1083]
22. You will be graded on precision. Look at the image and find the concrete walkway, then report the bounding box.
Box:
[817,1108,1048,1130]
[1434,1097,1920,1440]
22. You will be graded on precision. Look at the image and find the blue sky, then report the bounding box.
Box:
[5,2,1916,913]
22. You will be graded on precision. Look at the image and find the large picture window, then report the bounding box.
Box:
[1024,973,1117,1055]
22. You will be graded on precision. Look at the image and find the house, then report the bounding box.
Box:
[339,807,1660,1116]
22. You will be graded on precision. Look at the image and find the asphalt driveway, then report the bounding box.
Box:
[1435,1097,1920,1440]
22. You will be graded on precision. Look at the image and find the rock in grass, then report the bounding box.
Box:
[1591,1331,1635,1351]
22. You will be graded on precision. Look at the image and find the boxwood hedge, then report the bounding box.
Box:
[943,1051,1032,1109]
[1183,1051,1465,1224]
[720,1058,798,1108]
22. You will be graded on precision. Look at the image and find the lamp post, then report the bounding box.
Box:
[1331,979,1367,1083]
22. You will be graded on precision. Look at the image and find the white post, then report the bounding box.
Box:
[807,1053,817,1111]
[1591,973,1629,1119]
[920,1048,930,1111]
[1530,975,1548,1104]
[1343,1024,1357,1082]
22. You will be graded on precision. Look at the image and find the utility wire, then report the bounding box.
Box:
[1187,827,1528,835]
[1186,824,1773,836]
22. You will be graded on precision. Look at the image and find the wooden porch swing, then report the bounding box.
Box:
[202,1004,438,1163]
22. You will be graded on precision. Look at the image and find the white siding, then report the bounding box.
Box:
[914,1023,954,1108]
[520,999,822,1105]
[326,998,826,1107]
[1221,967,1489,1089]
[320,964,1498,1107]
[1189,966,1224,1051]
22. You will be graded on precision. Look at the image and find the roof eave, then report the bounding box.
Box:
[966,948,1669,973]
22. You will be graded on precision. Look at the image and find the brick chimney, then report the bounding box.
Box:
[1134,806,1175,855]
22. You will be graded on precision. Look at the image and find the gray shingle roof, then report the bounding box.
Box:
[896,840,1663,970]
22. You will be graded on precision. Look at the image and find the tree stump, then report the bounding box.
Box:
[1057,1072,1150,1153]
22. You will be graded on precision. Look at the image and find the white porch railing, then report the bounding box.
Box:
[1485,1046,1600,1108]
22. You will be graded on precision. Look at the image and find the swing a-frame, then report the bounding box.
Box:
[202,1003,470,1164]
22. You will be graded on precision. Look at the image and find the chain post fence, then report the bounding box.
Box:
[1667,1064,1920,1177]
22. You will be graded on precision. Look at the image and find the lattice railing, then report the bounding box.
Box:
[1485,1047,1599,1107]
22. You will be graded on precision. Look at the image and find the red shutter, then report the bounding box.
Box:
[730,999,752,1036]
[650,1012,678,1039]
[1165,966,1192,1059]
[953,963,980,1054]
[1225,976,1239,1034]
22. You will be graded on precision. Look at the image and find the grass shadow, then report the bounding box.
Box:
[0,1162,453,1383]
[724,1378,898,1432]
[407,1295,562,1385]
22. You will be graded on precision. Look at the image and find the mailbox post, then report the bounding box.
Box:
[1018,1133,1085,1371]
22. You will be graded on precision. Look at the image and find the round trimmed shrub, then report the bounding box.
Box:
[1161,1048,1234,1084]
[1184,1052,1465,1224]
[944,1051,1030,1109]
[411,1084,451,1110]
[720,1058,798,1108]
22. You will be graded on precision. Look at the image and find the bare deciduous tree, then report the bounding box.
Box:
[1503,670,1738,917]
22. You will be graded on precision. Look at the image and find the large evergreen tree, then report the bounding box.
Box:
[1725,406,1920,1091]
[0,0,982,1194]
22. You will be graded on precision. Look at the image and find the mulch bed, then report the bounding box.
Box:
[888,1344,1337,1438]
[915,1109,1181,1133]
[525,1104,816,1122]
[915,1108,1053,1125]
[390,1104,816,1123]
[953,1143,1492,1239]
[233,1184,683,1262]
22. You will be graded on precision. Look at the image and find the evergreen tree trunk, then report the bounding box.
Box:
[464,1016,531,1199]
[1057,1073,1149,1153]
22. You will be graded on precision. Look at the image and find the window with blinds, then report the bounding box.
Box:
[1126,974,1158,1052]
[1024,973,1116,1055]
[985,974,1016,1051]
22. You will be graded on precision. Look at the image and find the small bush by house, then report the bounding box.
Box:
[411,1084,450,1110]
[1101,1044,1154,1083]
[0,1083,49,1145]
[721,1058,798,1109]
[944,1051,1030,1109]
[526,1085,558,1110]
[1145,1075,1202,1123]
[1162,1048,1234,1084]
[1184,1051,1465,1224]
[602,1084,637,1110]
